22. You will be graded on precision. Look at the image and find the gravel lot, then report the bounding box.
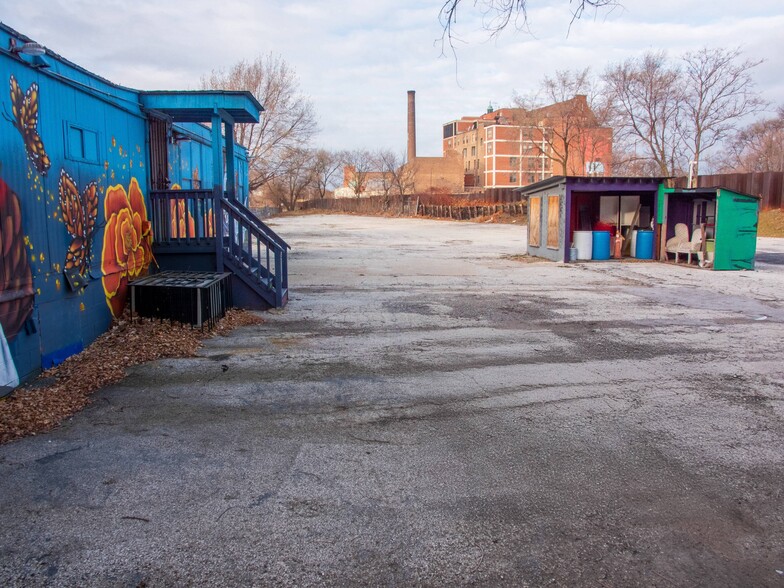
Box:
[1,214,783,587]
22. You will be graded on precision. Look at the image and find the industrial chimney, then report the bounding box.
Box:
[407,90,416,163]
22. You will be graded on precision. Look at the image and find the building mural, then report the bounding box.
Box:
[8,75,50,175]
[0,177,34,387]
[0,23,251,386]
[58,169,98,283]
[101,178,153,318]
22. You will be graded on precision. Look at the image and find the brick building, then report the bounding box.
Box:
[406,151,464,194]
[443,96,612,190]
[336,151,463,198]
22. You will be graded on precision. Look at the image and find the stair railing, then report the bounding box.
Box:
[150,189,216,244]
[220,196,289,307]
[150,189,289,307]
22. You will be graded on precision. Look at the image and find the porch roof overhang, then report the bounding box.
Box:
[139,90,263,123]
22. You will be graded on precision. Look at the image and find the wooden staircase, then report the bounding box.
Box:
[149,189,289,309]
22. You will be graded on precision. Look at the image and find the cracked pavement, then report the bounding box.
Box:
[1,215,783,586]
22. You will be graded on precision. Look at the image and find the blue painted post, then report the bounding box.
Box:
[225,121,236,201]
[212,112,224,269]
[274,247,283,307]
[281,246,288,290]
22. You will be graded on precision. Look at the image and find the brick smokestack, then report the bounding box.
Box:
[407,90,416,163]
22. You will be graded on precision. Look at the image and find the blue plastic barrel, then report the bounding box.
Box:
[591,231,611,260]
[635,230,654,259]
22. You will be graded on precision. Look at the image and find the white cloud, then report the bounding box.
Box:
[4,0,783,156]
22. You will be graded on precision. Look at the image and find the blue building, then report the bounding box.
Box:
[0,24,287,388]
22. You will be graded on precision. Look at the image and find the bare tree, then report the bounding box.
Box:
[604,48,766,178]
[681,47,766,178]
[720,107,784,173]
[266,147,315,211]
[439,0,617,48]
[608,143,662,177]
[372,151,396,202]
[603,52,685,177]
[515,68,612,176]
[392,156,418,197]
[372,150,418,208]
[311,149,343,199]
[202,54,318,193]
[376,149,415,196]
[342,150,374,198]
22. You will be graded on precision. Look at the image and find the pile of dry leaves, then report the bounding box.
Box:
[0,309,263,445]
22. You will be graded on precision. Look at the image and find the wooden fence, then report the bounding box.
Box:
[298,195,527,220]
[677,172,784,209]
[301,195,418,215]
[483,187,527,203]
[417,202,526,220]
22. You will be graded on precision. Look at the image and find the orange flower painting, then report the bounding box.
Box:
[203,210,215,237]
[169,184,214,238]
[0,177,34,341]
[101,178,153,317]
[170,197,196,238]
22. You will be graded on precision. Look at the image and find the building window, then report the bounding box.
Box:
[510,157,519,167]
[471,146,476,157]
[510,173,517,183]
[487,144,493,155]
[65,123,99,164]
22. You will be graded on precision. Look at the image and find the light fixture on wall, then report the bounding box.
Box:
[9,39,46,56]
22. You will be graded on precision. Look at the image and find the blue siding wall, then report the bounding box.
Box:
[1,53,150,385]
[0,31,250,386]
[168,123,249,203]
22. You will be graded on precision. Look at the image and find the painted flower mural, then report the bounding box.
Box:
[101,178,153,317]
[169,184,214,238]
[0,176,34,388]
[169,185,196,239]
[0,176,34,340]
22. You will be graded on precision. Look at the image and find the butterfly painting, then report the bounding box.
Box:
[9,75,50,175]
[58,170,98,277]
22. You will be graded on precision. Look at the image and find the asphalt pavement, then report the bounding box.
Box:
[1,215,782,587]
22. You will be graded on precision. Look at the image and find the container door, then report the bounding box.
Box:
[528,197,541,247]
[149,117,170,190]
[714,191,758,270]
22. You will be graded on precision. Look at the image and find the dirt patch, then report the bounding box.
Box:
[0,309,263,444]
[502,254,551,263]
[758,209,784,237]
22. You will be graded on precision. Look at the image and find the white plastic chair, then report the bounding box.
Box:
[665,223,690,262]
[677,227,703,265]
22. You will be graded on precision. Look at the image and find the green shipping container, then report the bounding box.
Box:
[714,190,759,271]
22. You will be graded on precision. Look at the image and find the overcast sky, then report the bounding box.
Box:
[4,1,784,157]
